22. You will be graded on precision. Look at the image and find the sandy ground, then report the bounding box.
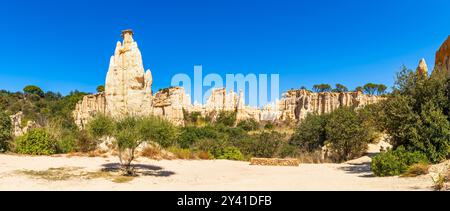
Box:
[0,154,434,191]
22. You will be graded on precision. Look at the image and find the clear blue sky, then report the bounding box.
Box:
[0,0,449,95]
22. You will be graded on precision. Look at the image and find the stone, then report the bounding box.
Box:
[9,112,37,137]
[435,36,450,74]
[152,87,190,125]
[416,58,428,76]
[73,92,106,129]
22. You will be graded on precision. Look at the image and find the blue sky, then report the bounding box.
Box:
[0,0,449,96]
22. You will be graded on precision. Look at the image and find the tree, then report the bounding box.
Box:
[355,86,363,92]
[0,110,11,152]
[96,85,105,93]
[313,84,332,92]
[23,85,44,97]
[333,84,348,93]
[377,84,387,95]
[325,107,371,162]
[363,83,378,95]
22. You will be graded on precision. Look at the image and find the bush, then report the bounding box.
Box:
[277,143,299,158]
[215,111,237,127]
[325,107,371,162]
[74,130,97,153]
[15,128,57,155]
[86,115,114,139]
[289,113,329,152]
[237,119,260,131]
[168,146,196,159]
[264,122,275,130]
[0,110,11,152]
[192,138,226,158]
[371,147,429,177]
[218,147,244,161]
[138,116,178,148]
[178,126,221,149]
[249,131,284,158]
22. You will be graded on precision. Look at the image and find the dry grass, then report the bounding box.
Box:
[112,176,135,183]
[168,147,196,160]
[197,151,213,160]
[402,163,429,177]
[16,167,84,181]
[297,151,329,164]
[16,167,135,183]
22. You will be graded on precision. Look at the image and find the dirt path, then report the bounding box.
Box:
[0,154,433,191]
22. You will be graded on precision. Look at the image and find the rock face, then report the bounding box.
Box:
[436,36,450,74]
[9,112,37,137]
[73,93,106,129]
[105,29,153,118]
[152,87,190,125]
[278,89,383,121]
[73,30,384,128]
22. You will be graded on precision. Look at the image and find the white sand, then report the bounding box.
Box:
[0,154,433,191]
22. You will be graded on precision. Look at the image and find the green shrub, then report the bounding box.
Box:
[371,147,429,177]
[277,143,299,158]
[178,126,221,149]
[86,114,114,139]
[138,116,178,148]
[57,133,77,153]
[264,122,275,130]
[218,147,244,161]
[15,128,57,155]
[192,138,226,158]
[237,119,260,131]
[0,110,11,152]
[75,130,97,152]
[215,111,237,127]
[249,131,284,158]
[289,113,329,152]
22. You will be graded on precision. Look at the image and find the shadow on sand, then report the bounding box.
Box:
[338,162,375,178]
[101,163,175,177]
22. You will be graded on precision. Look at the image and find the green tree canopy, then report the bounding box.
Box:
[313,84,332,92]
[23,85,44,97]
[332,84,348,93]
[96,85,105,93]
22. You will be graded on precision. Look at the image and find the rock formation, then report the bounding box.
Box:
[73,93,106,129]
[435,36,450,74]
[9,112,37,137]
[278,89,383,121]
[152,87,190,125]
[416,58,428,77]
[73,30,385,128]
[105,29,153,118]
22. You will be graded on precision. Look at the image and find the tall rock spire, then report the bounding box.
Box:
[416,58,428,77]
[105,29,153,117]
